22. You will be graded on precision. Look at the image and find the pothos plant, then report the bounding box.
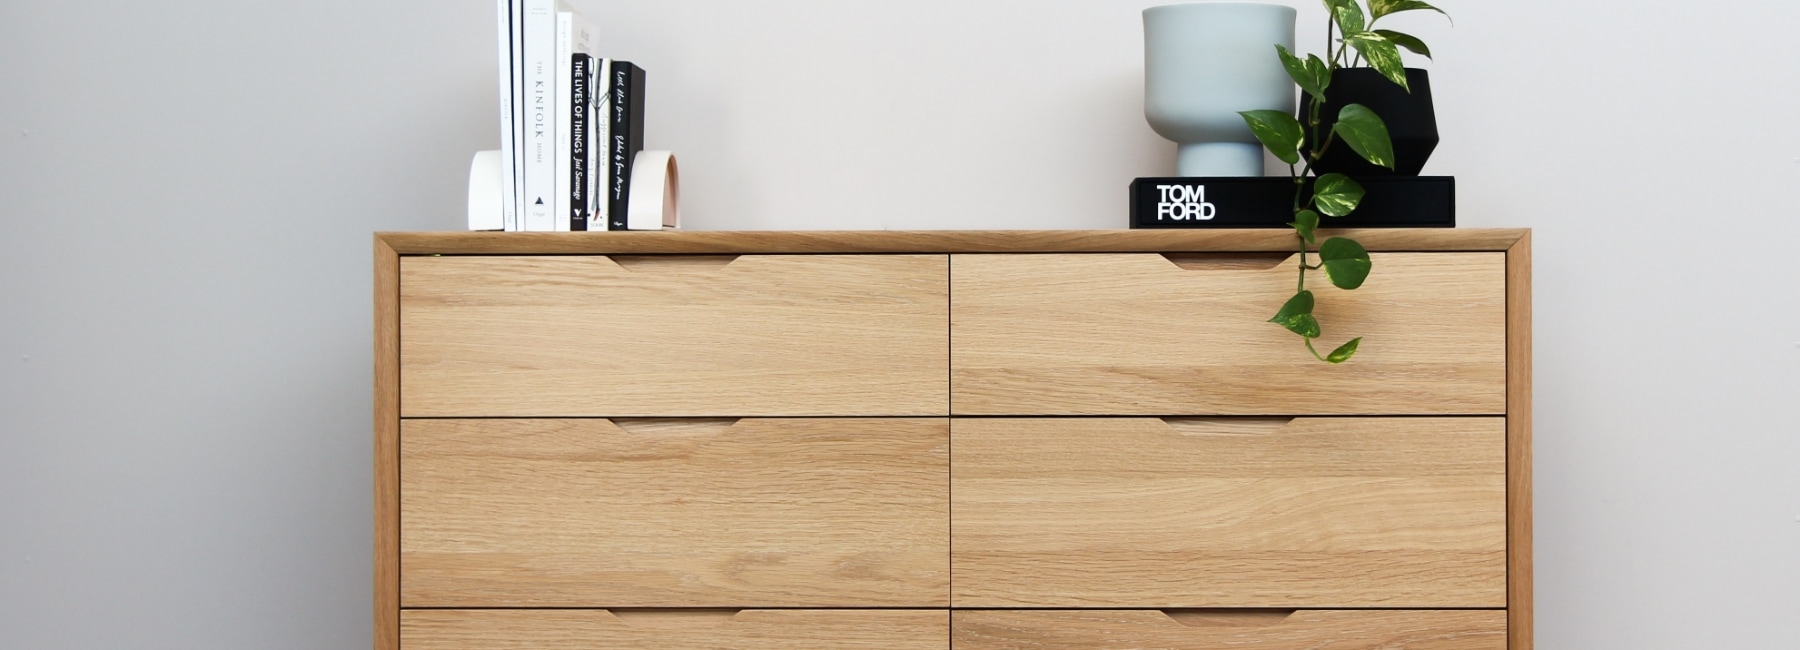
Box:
[1237,0,1448,363]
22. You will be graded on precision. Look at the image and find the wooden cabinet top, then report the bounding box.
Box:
[375,229,1529,255]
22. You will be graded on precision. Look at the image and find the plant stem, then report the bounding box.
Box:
[1297,234,1308,292]
[1326,16,1334,65]
[1314,132,1339,161]
[1304,338,1331,363]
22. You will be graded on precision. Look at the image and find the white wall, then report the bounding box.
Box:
[2,0,1796,647]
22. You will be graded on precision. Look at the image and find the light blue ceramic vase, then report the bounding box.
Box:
[1144,2,1297,177]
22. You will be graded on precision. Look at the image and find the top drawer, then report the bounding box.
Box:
[401,254,949,417]
[951,253,1506,415]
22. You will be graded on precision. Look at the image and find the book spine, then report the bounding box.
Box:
[589,59,612,229]
[607,62,645,231]
[551,11,573,231]
[567,54,589,231]
[521,0,557,231]
[492,0,518,231]
[507,0,526,229]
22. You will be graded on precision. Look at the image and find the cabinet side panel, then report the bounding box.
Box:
[1507,233,1533,650]
[374,237,400,650]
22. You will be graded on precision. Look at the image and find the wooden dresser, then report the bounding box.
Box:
[374,229,1532,650]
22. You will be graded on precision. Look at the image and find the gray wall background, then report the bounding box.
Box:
[3,0,1796,647]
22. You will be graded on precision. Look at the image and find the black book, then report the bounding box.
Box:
[1129,176,1455,229]
[607,61,646,231]
[568,54,591,231]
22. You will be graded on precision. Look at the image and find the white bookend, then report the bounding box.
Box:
[627,151,680,230]
[467,150,504,231]
[493,0,519,231]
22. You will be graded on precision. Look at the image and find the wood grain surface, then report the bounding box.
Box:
[1507,233,1534,650]
[373,236,399,650]
[401,418,949,607]
[402,609,949,650]
[951,253,1507,415]
[399,254,948,417]
[953,610,1506,650]
[377,229,1527,255]
[952,418,1506,607]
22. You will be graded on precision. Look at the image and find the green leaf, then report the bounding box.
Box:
[1285,314,1322,339]
[1374,29,1432,60]
[1326,337,1363,363]
[1331,104,1395,170]
[1277,45,1330,99]
[1238,110,1305,165]
[1289,209,1321,244]
[1311,174,1365,217]
[1269,290,1320,338]
[1344,31,1409,91]
[1368,0,1449,22]
[1270,290,1315,321]
[1306,53,1332,93]
[1319,237,1373,290]
[1330,0,1366,34]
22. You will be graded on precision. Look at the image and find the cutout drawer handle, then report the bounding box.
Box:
[1159,252,1291,271]
[1160,609,1298,627]
[609,254,740,271]
[608,609,742,628]
[609,418,742,435]
[1160,417,1295,436]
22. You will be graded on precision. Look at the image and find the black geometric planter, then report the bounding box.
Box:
[1303,68,1438,177]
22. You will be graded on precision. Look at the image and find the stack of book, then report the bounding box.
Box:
[494,0,652,231]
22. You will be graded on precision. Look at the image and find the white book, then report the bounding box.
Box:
[590,59,612,229]
[492,0,518,231]
[552,12,597,231]
[496,0,530,230]
[551,12,571,231]
[521,0,562,231]
[513,1,528,229]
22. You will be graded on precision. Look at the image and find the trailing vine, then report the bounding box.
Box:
[1238,0,1448,363]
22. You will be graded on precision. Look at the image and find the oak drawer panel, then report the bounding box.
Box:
[953,610,1505,650]
[403,609,949,650]
[401,418,948,607]
[400,254,948,417]
[950,253,1505,415]
[952,417,1505,607]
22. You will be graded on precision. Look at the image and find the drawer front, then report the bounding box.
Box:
[950,253,1506,415]
[401,254,948,417]
[952,418,1505,607]
[953,610,1505,650]
[403,609,949,650]
[401,418,948,607]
